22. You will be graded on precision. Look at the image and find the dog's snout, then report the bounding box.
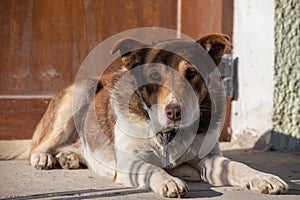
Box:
[165,104,181,121]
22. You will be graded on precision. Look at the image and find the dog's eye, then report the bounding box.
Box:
[149,71,161,81]
[186,68,196,79]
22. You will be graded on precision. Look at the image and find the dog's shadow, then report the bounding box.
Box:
[286,181,300,195]
[0,185,222,200]
[186,182,223,198]
[0,188,148,200]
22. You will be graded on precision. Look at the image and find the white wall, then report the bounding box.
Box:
[231,0,275,137]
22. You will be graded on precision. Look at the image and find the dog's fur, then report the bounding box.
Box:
[4,34,288,198]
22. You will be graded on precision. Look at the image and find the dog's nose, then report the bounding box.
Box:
[165,104,181,121]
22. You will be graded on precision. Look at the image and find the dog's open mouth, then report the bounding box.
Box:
[156,127,179,145]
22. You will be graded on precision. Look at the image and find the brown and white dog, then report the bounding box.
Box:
[8,34,288,198]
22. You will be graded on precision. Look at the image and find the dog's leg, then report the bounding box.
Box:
[193,155,288,194]
[114,151,189,198]
[30,86,79,170]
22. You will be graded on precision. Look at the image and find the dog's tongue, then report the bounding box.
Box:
[162,132,169,170]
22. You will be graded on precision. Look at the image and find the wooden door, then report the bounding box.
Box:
[0,0,232,140]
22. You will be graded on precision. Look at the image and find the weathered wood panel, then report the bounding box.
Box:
[0,98,50,139]
[181,0,233,39]
[0,0,177,138]
[0,0,177,95]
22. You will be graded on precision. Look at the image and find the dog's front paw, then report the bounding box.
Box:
[55,151,80,169]
[248,174,288,194]
[160,178,189,198]
[30,152,55,170]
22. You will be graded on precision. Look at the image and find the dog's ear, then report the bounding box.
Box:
[197,34,232,66]
[111,39,149,70]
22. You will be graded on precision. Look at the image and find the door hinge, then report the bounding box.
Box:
[218,55,239,100]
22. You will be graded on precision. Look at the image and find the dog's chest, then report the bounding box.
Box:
[114,122,207,169]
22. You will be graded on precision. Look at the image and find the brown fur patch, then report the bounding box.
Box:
[30,87,77,154]
[197,34,232,66]
[156,86,171,106]
[177,60,188,77]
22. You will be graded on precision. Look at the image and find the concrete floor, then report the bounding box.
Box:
[0,149,299,200]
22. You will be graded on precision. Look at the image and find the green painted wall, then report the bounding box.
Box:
[272,0,300,152]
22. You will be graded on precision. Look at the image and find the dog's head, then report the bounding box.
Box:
[111,34,232,141]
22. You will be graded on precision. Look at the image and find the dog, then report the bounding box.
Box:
[5,34,288,198]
